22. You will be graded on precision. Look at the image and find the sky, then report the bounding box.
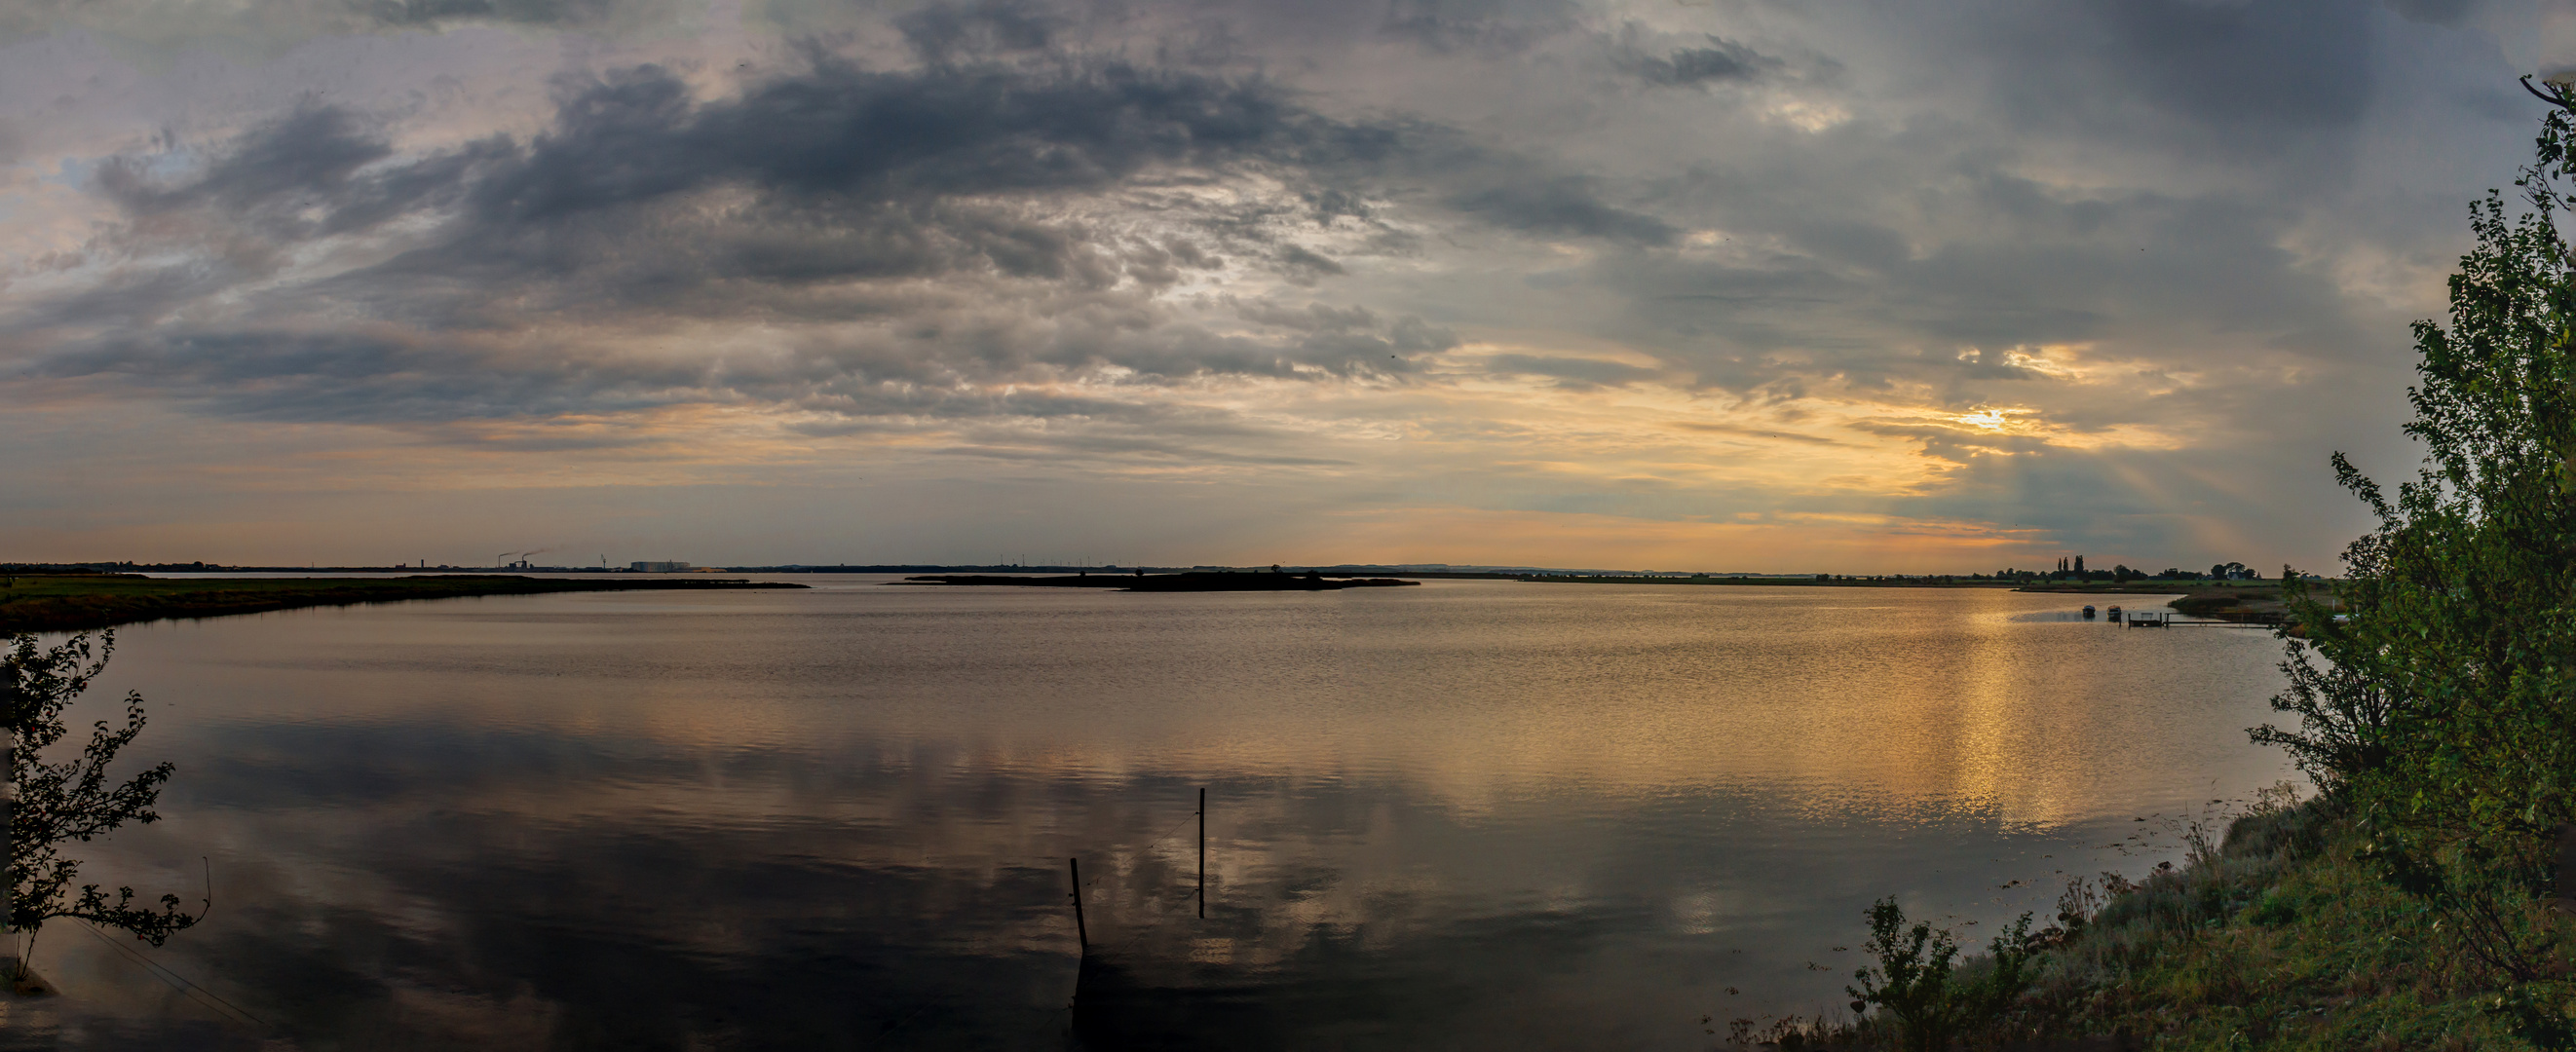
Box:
[0,0,2567,572]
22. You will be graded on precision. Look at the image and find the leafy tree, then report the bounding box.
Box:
[0,632,200,978]
[2255,79,2576,1042]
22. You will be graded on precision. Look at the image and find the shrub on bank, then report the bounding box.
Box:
[1747,794,2544,1050]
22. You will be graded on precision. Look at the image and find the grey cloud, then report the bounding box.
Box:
[1627,36,1783,88]
[1480,354,1658,388]
[360,0,620,27]
[777,389,1364,469]
[23,329,705,424]
[1274,244,1346,284]
[2385,0,2475,26]
[1669,421,1845,446]
[2098,0,2372,130]
[468,59,1325,225]
[1564,143,2378,399]
[95,107,496,243]
[0,0,2508,571]
[1387,317,1458,354]
[1306,188,1373,224]
[1234,300,1379,330]
[12,33,1713,434]
[1448,176,1676,245]
[932,431,1354,468]
[1379,0,1581,54]
[1845,420,2054,467]
[22,59,1372,382]
[1949,347,2056,380]
[1902,0,2377,165]
[897,0,1064,62]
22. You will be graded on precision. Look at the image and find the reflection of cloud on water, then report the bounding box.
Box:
[104,585,2293,840]
[43,584,2300,1045]
[63,718,2194,1047]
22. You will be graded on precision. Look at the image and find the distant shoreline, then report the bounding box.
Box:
[900,572,1421,592]
[0,575,806,636]
[1514,575,2309,619]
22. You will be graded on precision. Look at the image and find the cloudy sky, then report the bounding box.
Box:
[0,0,2563,571]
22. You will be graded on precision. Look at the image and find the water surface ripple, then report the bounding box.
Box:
[28,580,2292,1049]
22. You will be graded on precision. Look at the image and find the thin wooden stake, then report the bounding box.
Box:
[1068,857,1088,951]
[1196,787,1207,920]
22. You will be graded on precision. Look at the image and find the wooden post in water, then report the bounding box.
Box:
[1068,857,1088,952]
[1196,787,1206,920]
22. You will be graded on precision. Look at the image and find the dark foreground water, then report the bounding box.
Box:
[9,580,2292,1049]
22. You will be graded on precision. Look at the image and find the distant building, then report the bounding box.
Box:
[630,561,694,573]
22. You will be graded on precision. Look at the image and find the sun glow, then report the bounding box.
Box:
[1952,407,2016,432]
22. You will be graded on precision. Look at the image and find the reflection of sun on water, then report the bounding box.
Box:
[1943,616,2024,819]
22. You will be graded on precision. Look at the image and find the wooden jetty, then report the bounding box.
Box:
[2126,610,2280,628]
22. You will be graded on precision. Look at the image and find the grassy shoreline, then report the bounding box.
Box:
[0,574,806,635]
[1761,795,2530,1050]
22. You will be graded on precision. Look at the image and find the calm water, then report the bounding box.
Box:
[11,580,2293,1049]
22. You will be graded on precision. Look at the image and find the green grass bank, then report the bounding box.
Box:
[1750,795,2551,1050]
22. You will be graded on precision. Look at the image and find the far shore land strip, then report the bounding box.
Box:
[0,574,807,636]
[1,565,2307,635]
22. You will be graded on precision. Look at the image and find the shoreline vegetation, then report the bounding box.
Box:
[0,574,806,635]
[1743,791,2538,1050]
[1778,87,2576,1051]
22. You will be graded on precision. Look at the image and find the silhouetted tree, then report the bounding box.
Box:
[0,633,201,979]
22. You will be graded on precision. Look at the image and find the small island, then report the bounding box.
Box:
[901,571,1420,592]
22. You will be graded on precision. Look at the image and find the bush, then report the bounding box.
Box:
[1846,898,2035,1051]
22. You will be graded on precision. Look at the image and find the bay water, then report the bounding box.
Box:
[14,579,2292,1049]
